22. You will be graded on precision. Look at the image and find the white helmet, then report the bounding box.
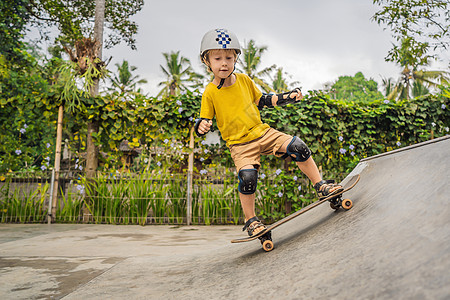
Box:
[200,28,241,63]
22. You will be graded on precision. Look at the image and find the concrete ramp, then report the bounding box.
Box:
[1,136,449,299]
[59,136,449,299]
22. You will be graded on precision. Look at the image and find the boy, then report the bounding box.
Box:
[195,29,343,237]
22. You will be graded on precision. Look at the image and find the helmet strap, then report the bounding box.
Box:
[217,64,237,90]
[216,78,225,89]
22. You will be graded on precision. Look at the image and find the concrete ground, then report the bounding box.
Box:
[0,224,241,299]
[1,136,449,299]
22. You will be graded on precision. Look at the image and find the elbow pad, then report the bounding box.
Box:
[257,94,274,110]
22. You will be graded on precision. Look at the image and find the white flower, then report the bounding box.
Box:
[278,192,283,197]
[293,175,298,181]
[339,136,344,142]
[260,173,266,179]
[275,169,282,176]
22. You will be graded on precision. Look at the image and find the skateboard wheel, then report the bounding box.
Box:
[262,240,274,252]
[341,199,353,210]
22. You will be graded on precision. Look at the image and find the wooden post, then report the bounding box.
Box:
[51,105,64,222]
[186,126,195,225]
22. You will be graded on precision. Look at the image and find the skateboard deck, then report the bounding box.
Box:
[231,174,360,251]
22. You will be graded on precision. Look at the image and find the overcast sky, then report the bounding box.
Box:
[99,0,447,96]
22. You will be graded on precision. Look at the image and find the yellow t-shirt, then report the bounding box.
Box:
[200,73,270,146]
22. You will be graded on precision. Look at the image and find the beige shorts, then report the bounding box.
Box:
[229,128,293,171]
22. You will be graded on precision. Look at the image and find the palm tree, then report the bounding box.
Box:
[237,39,276,93]
[387,67,449,100]
[386,38,450,100]
[381,77,395,98]
[158,51,202,97]
[108,60,147,98]
[270,67,301,93]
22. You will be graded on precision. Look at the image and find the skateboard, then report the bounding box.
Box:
[231,174,360,252]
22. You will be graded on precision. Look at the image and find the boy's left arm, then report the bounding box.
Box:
[257,88,303,110]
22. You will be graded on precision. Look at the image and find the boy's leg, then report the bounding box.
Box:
[279,139,342,193]
[239,164,266,236]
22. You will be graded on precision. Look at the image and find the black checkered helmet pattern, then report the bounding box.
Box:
[200,28,241,63]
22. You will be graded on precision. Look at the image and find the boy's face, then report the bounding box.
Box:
[207,49,237,79]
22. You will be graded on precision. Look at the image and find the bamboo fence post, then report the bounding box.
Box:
[186,126,195,225]
[50,105,64,222]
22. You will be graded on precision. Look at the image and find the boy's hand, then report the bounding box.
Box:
[198,119,213,135]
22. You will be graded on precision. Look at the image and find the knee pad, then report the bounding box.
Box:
[238,169,258,195]
[286,136,311,162]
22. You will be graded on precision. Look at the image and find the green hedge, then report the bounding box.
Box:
[200,89,449,174]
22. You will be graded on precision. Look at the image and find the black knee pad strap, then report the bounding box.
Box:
[285,136,311,162]
[238,168,258,195]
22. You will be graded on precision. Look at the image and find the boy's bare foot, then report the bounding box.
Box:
[242,216,267,237]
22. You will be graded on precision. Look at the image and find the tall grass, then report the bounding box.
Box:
[0,178,48,223]
[56,188,83,223]
[1,169,345,225]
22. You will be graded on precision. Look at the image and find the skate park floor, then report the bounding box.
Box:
[1,136,449,299]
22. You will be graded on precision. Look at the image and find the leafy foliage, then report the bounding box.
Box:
[372,0,450,66]
[325,72,384,103]
[28,0,144,49]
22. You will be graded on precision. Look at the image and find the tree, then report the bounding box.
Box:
[385,38,450,100]
[387,66,450,100]
[270,67,300,93]
[237,39,276,93]
[158,51,201,97]
[326,72,384,103]
[372,0,450,67]
[381,77,395,97]
[24,0,144,178]
[26,0,143,50]
[0,0,58,172]
[108,60,147,100]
